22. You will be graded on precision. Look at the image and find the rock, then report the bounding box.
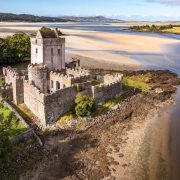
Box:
[155,88,163,94]
[119,153,124,158]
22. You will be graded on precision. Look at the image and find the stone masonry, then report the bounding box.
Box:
[2,28,123,127]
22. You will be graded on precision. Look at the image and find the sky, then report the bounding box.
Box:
[0,0,180,21]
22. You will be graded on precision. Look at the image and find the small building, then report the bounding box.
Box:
[31,28,65,70]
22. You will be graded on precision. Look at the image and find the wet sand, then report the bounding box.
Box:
[0,23,180,71]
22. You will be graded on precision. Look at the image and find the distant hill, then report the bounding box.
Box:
[59,16,124,23]
[0,13,124,23]
[0,13,75,22]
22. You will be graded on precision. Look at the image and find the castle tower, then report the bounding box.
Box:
[28,64,48,93]
[31,29,65,70]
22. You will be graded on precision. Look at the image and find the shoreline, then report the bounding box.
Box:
[133,99,174,179]
[130,29,180,35]
[1,23,180,74]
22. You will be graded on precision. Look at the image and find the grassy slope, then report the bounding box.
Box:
[0,104,27,139]
[123,73,151,92]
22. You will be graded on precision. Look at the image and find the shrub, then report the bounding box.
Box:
[75,94,95,117]
[122,75,150,92]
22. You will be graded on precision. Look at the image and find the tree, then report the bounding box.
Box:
[7,32,30,62]
[75,94,95,117]
[0,33,30,65]
[0,112,12,161]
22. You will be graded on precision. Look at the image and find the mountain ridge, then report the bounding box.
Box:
[0,13,124,23]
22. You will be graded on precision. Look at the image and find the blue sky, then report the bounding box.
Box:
[1,0,180,21]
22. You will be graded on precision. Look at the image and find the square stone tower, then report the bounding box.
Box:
[31,29,65,70]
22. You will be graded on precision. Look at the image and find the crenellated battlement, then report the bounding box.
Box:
[42,38,65,45]
[24,80,45,103]
[93,81,120,88]
[66,67,90,77]
[92,80,122,104]
[50,71,73,79]
[50,70,89,80]
[104,73,123,85]
[45,86,76,98]
[28,63,48,70]
[3,67,20,78]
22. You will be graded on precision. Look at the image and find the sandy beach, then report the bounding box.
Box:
[0,22,179,70]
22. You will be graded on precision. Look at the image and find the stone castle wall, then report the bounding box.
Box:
[104,73,123,84]
[44,87,77,124]
[50,70,90,92]
[12,76,25,104]
[50,72,72,90]
[92,81,122,104]
[0,85,13,100]
[24,81,46,125]
[24,80,77,126]
[66,68,90,77]
[28,64,48,93]
[3,67,27,104]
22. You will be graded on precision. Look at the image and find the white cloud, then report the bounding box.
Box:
[148,0,180,5]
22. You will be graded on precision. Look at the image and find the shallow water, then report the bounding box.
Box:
[1,23,180,74]
[169,87,180,180]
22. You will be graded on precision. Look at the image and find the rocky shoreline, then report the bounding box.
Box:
[1,70,180,179]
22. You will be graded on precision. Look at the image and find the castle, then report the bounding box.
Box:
[2,29,123,126]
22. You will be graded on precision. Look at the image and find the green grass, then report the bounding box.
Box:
[0,136,38,178]
[91,81,101,86]
[95,96,122,115]
[0,103,27,140]
[56,110,76,128]
[122,73,151,92]
[0,76,5,85]
[56,110,87,131]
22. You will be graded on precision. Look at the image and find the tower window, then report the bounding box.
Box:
[58,49,61,55]
[35,39,37,44]
[51,80,54,88]
[36,48,38,54]
[56,81,60,89]
[51,48,53,55]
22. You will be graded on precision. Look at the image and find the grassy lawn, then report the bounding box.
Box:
[56,110,87,130]
[95,96,122,115]
[0,103,27,140]
[122,73,151,92]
